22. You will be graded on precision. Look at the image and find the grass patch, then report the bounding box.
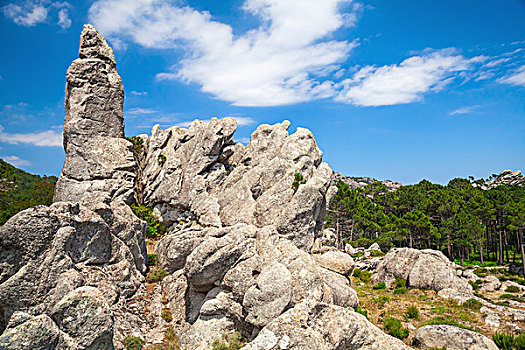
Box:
[161,308,173,323]
[146,268,168,283]
[423,316,475,332]
[373,281,386,290]
[405,305,420,320]
[147,253,158,267]
[212,332,244,350]
[462,298,483,312]
[123,336,145,350]
[506,285,521,293]
[492,332,515,350]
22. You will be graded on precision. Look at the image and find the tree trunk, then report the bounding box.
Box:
[479,244,484,264]
[499,230,504,264]
[519,228,525,277]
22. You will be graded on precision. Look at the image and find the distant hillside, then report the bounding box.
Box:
[0,159,57,225]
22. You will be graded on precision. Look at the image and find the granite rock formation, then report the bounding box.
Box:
[372,247,472,292]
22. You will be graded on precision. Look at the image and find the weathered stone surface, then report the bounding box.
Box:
[320,268,359,308]
[50,286,114,349]
[185,224,257,292]
[54,24,135,204]
[140,119,336,252]
[313,251,355,275]
[243,262,293,327]
[243,300,411,350]
[157,226,206,273]
[372,248,472,292]
[413,325,498,350]
[0,201,146,348]
[0,313,71,350]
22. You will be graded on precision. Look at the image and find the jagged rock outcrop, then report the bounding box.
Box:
[473,170,525,190]
[141,119,336,251]
[413,325,498,350]
[54,24,135,204]
[372,248,472,292]
[332,172,402,192]
[0,25,147,350]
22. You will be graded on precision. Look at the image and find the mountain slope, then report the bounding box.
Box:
[0,159,57,225]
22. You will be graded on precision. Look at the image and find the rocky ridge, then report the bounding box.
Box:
[473,170,525,190]
[332,172,402,191]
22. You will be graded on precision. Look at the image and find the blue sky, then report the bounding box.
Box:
[0,0,524,184]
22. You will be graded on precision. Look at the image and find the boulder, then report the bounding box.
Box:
[50,286,114,349]
[413,325,498,350]
[243,262,293,327]
[156,226,207,273]
[313,251,355,275]
[0,201,146,347]
[0,313,71,350]
[372,248,472,292]
[243,300,411,350]
[185,224,257,292]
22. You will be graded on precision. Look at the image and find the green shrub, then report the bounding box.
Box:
[492,332,515,350]
[394,286,407,295]
[384,317,409,340]
[360,270,372,283]
[462,298,483,311]
[130,204,167,238]
[164,326,181,350]
[122,336,145,350]
[469,279,483,290]
[515,333,525,350]
[125,136,144,154]
[291,172,307,193]
[373,281,386,290]
[352,268,362,278]
[158,153,167,166]
[377,295,390,307]
[405,305,420,320]
[212,332,244,350]
[161,308,173,323]
[355,306,368,319]
[146,268,168,283]
[506,285,521,293]
[370,250,385,257]
[395,277,406,288]
[500,294,525,303]
[147,253,158,267]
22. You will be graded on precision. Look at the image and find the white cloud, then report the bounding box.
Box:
[3,155,31,167]
[3,3,48,26]
[89,0,360,106]
[130,90,148,96]
[175,116,256,128]
[335,50,474,106]
[57,8,71,29]
[126,107,158,116]
[497,65,525,87]
[3,1,72,28]
[449,105,480,116]
[0,125,62,147]
[235,137,251,144]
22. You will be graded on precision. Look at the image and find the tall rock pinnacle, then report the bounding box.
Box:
[54,24,135,203]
